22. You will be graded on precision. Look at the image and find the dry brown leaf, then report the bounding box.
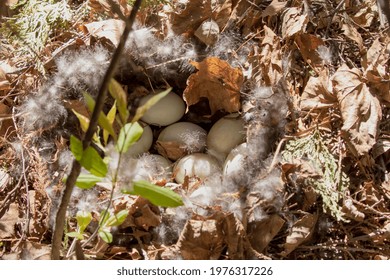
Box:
[211,0,232,29]
[374,255,390,260]
[170,0,212,35]
[342,21,365,52]
[332,64,382,156]
[176,218,225,260]
[155,140,187,161]
[88,0,131,17]
[81,19,125,47]
[222,0,251,30]
[282,213,318,256]
[261,0,287,18]
[372,135,390,159]
[351,4,376,27]
[282,160,319,211]
[0,203,19,239]
[223,212,245,259]
[0,67,10,91]
[20,241,51,260]
[160,245,180,260]
[295,34,326,70]
[248,214,285,253]
[106,246,129,257]
[129,248,143,260]
[181,0,234,32]
[194,19,220,46]
[360,181,384,208]
[118,196,160,230]
[281,7,308,39]
[364,37,390,78]
[183,57,242,115]
[134,203,161,230]
[0,103,15,138]
[63,99,90,117]
[0,169,9,190]
[257,26,283,86]
[362,37,390,104]
[93,237,110,256]
[300,69,336,110]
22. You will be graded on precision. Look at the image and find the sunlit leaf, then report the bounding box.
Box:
[76,210,92,233]
[75,173,102,189]
[66,232,84,240]
[98,230,113,243]
[132,88,171,122]
[99,210,110,226]
[105,210,129,227]
[70,135,107,177]
[103,101,117,145]
[72,109,90,132]
[70,135,83,161]
[123,180,184,207]
[80,146,107,177]
[83,91,117,141]
[115,122,143,153]
[108,79,128,123]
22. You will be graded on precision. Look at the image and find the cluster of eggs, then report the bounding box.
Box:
[128,91,247,184]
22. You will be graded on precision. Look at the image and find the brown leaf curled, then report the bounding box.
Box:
[183,57,243,115]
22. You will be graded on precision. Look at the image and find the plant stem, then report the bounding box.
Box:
[50,0,144,260]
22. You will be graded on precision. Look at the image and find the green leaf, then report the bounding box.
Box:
[80,146,107,177]
[72,110,90,132]
[103,101,117,145]
[98,230,113,243]
[70,135,83,161]
[75,173,103,189]
[66,232,84,240]
[108,79,128,123]
[76,210,92,233]
[123,180,184,207]
[132,88,171,122]
[83,92,117,141]
[99,210,110,226]
[105,210,129,227]
[70,136,107,187]
[115,122,143,153]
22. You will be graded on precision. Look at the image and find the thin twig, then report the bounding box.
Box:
[267,137,290,174]
[351,198,390,218]
[10,105,31,245]
[20,147,31,238]
[325,0,345,38]
[50,0,144,260]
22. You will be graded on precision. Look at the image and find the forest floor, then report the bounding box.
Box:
[0,0,389,260]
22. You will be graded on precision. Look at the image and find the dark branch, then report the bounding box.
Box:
[50,0,144,260]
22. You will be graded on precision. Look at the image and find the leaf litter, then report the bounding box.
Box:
[0,0,389,260]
